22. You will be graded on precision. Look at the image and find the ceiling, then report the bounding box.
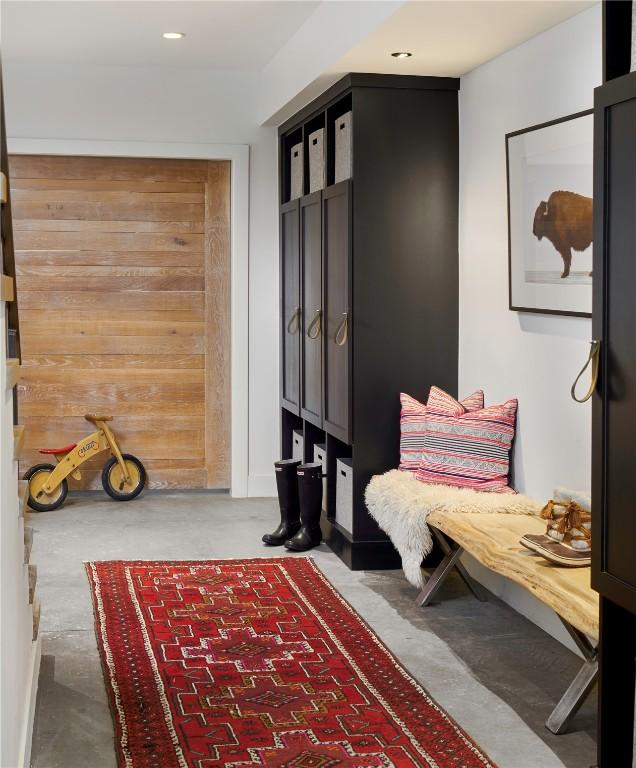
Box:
[1,0,599,126]
[330,0,596,78]
[1,1,320,71]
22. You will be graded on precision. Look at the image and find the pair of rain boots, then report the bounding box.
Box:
[520,493,591,567]
[262,459,323,552]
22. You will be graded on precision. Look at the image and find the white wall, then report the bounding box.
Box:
[2,61,280,495]
[458,4,601,647]
[257,0,401,125]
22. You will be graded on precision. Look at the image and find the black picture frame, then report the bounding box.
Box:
[506,108,594,318]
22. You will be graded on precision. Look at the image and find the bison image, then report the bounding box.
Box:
[532,190,593,278]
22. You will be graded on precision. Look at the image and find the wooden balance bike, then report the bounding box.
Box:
[25,414,146,512]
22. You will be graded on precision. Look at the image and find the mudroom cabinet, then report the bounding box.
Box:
[279,73,459,569]
[322,181,352,444]
[280,199,300,415]
[592,68,636,768]
[300,191,323,427]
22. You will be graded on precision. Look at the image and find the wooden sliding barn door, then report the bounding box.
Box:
[9,155,230,489]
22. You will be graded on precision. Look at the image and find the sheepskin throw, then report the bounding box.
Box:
[365,470,540,588]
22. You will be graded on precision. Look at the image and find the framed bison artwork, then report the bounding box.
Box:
[506,109,593,317]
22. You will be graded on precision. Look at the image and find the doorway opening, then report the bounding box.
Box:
[10,154,231,490]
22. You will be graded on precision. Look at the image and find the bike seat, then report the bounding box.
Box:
[84,414,113,424]
[39,443,77,455]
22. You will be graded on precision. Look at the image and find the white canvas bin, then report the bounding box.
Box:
[308,128,325,192]
[290,142,303,199]
[334,112,353,183]
[335,458,353,534]
[313,443,327,512]
[292,430,304,461]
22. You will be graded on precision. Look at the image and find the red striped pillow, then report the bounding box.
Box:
[399,388,484,472]
[416,393,518,492]
[426,386,485,417]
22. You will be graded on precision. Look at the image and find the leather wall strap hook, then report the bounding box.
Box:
[286,307,301,335]
[306,309,322,340]
[571,340,601,403]
[334,312,348,347]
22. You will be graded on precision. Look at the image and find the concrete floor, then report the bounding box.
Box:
[29,492,597,768]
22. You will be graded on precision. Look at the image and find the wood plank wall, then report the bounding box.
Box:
[9,155,230,490]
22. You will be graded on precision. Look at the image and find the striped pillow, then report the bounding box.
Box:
[415,391,518,492]
[399,388,484,472]
[426,386,485,417]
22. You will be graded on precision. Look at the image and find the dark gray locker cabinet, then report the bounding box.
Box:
[593,69,636,768]
[323,181,352,444]
[280,199,301,414]
[300,190,323,427]
[279,74,459,570]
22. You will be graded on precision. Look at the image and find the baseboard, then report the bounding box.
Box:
[247,473,277,497]
[18,636,41,768]
[322,518,403,571]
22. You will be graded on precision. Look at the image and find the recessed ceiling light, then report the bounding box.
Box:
[391,51,412,59]
[163,32,185,40]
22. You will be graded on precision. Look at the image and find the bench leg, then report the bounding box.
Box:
[431,528,489,603]
[415,528,488,607]
[545,617,598,735]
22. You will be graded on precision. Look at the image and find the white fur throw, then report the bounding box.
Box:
[365,470,541,588]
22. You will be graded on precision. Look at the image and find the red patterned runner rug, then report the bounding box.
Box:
[86,558,495,768]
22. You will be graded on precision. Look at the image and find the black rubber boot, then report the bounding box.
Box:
[262,459,302,545]
[285,462,323,552]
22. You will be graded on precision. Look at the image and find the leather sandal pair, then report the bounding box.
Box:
[520,498,591,567]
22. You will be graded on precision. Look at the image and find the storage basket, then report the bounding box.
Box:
[308,128,325,192]
[290,142,303,200]
[313,443,327,512]
[334,111,353,183]
[335,458,353,534]
[292,429,304,461]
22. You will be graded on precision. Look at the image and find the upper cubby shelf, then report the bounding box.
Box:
[280,92,352,204]
[279,74,460,205]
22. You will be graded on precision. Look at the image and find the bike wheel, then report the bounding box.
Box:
[101,454,146,501]
[24,463,68,512]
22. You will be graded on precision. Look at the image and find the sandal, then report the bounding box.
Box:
[520,499,591,567]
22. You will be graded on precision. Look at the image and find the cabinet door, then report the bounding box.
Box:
[323,181,352,443]
[300,191,323,427]
[280,200,301,414]
[593,77,636,613]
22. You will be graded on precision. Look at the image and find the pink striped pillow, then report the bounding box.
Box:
[426,386,485,417]
[415,392,518,492]
[399,388,484,472]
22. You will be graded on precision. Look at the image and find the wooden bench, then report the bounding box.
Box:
[418,510,599,735]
